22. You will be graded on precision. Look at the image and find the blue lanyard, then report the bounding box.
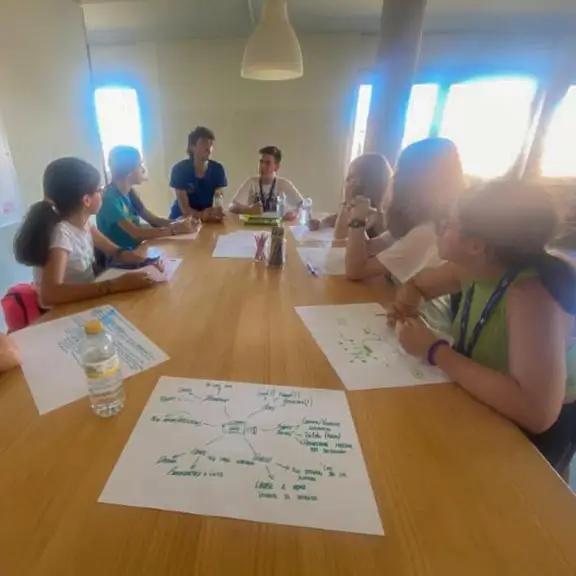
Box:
[456,271,518,358]
[259,178,277,212]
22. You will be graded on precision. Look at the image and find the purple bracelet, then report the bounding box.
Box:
[427,339,450,366]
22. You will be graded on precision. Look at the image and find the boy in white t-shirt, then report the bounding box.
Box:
[229,146,303,220]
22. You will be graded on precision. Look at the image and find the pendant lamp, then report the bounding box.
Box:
[241,0,303,81]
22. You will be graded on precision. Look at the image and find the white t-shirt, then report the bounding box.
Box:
[33,221,96,287]
[231,176,303,212]
[376,223,443,284]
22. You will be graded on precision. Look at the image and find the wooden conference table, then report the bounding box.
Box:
[1,219,576,576]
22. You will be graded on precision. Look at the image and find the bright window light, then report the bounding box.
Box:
[402,83,439,148]
[440,76,537,178]
[94,87,144,168]
[350,84,373,162]
[541,86,576,178]
[350,83,439,162]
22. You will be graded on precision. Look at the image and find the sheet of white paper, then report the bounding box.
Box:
[12,305,169,415]
[97,259,182,283]
[296,303,449,390]
[289,225,334,245]
[212,231,269,259]
[296,247,346,275]
[100,377,383,535]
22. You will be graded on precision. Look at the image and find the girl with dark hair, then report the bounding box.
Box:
[393,180,576,479]
[14,157,160,307]
[345,138,465,283]
[308,153,392,240]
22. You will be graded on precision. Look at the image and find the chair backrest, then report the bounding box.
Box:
[1,284,43,332]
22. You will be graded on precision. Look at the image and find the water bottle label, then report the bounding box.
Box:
[84,356,120,381]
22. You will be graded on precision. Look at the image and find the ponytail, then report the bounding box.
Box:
[13,157,101,268]
[497,249,576,315]
[14,200,62,267]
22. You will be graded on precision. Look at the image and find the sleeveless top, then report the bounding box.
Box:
[452,272,576,400]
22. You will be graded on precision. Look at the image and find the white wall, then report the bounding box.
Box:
[90,31,563,214]
[90,35,377,213]
[0,0,102,328]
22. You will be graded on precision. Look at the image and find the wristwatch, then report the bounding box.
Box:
[348,218,366,228]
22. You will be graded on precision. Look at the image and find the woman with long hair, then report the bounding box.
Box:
[14,157,160,307]
[393,180,576,478]
[345,137,465,283]
[308,153,392,240]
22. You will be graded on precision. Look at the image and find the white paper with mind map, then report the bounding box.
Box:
[12,305,169,415]
[99,377,383,536]
[296,303,449,390]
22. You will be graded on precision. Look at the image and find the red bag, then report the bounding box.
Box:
[1,284,43,332]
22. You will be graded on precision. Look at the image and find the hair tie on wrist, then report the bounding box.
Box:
[427,339,450,366]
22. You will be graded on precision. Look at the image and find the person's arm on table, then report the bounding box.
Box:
[39,248,157,307]
[229,179,261,215]
[174,189,201,219]
[130,189,172,228]
[282,180,304,221]
[390,262,465,320]
[345,197,388,280]
[397,279,567,434]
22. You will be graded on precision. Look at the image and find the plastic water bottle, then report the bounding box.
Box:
[81,319,125,417]
[277,191,286,219]
[300,196,313,226]
[213,190,224,209]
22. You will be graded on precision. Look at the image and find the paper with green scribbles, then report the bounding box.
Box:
[99,377,383,536]
[296,303,449,390]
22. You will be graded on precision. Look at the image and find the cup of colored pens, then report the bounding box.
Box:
[254,232,268,262]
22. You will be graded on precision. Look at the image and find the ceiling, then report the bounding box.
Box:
[81,0,576,45]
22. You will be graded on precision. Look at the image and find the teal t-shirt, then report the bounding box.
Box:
[97,184,144,250]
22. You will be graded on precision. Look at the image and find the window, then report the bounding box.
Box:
[350,83,439,162]
[94,87,144,168]
[401,83,439,149]
[350,84,372,162]
[439,77,537,178]
[541,86,576,178]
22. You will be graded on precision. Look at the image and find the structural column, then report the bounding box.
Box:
[364,0,427,165]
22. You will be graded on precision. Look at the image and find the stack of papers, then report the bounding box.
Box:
[212,231,269,259]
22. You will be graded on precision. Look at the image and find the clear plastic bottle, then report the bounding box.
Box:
[213,190,224,209]
[277,191,286,219]
[81,319,125,417]
[300,196,313,226]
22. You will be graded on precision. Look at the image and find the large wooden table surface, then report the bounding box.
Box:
[1,219,576,576]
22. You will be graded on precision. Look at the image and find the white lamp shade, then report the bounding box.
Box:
[241,0,303,81]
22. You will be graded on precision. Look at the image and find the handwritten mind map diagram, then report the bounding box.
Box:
[12,305,168,415]
[296,303,449,390]
[99,377,383,535]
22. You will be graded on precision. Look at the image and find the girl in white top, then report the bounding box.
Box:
[14,158,162,308]
[229,146,303,220]
[346,138,465,331]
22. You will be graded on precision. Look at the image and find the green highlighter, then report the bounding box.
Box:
[241,213,282,227]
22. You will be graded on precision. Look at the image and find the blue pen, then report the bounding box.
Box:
[306,262,318,276]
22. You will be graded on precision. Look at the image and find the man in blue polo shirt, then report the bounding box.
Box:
[169,126,227,223]
[97,146,195,250]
